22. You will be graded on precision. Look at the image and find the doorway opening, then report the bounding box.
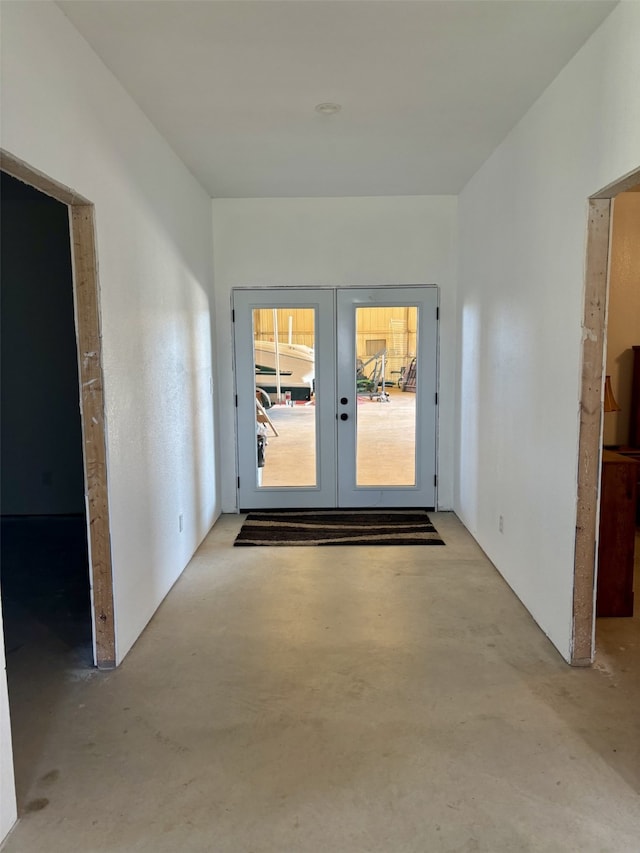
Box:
[572,167,640,665]
[1,172,92,668]
[0,150,114,669]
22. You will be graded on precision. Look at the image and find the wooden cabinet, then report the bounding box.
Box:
[597,450,638,617]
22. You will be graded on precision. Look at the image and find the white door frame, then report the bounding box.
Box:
[233,285,439,510]
[336,286,439,507]
[234,288,337,509]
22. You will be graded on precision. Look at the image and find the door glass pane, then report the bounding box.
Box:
[355,306,418,486]
[253,307,317,487]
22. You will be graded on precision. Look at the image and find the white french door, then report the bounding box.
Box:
[233,286,438,510]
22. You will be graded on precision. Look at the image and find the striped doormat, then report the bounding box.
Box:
[233,509,445,546]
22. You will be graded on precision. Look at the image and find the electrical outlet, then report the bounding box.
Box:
[179,513,184,533]
[499,515,504,534]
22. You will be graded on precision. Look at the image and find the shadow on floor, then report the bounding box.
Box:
[1,515,92,659]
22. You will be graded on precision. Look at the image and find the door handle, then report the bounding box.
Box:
[340,413,349,421]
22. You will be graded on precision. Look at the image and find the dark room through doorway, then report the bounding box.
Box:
[1,173,93,752]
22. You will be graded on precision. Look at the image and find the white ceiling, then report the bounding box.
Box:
[58,0,617,199]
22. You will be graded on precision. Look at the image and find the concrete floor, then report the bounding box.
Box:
[2,513,640,852]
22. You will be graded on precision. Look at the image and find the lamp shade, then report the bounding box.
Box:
[603,375,621,413]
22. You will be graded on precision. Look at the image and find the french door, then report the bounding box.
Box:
[233,286,438,510]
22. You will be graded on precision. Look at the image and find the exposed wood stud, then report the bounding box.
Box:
[572,198,611,665]
[71,205,115,669]
[590,168,640,199]
[0,149,88,206]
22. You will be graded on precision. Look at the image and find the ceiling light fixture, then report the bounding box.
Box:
[315,102,341,115]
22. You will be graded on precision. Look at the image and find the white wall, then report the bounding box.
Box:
[456,2,640,661]
[604,191,640,446]
[0,5,218,836]
[212,196,458,512]
[0,5,218,659]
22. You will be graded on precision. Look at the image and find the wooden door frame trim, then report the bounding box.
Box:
[1,149,115,669]
[572,166,640,665]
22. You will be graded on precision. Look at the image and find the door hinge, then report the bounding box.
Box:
[235,394,238,407]
[434,474,438,488]
[436,306,440,320]
[232,309,235,322]
[435,392,438,406]
[237,477,240,489]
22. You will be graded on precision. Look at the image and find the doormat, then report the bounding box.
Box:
[233,509,445,546]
